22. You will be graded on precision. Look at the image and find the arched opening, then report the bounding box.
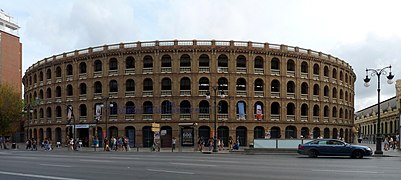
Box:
[254,126,265,139]
[270,127,281,139]
[235,126,247,146]
[285,126,297,139]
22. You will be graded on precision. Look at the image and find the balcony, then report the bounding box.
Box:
[255,91,264,97]
[93,71,102,77]
[271,69,280,76]
[301,116,308,122]
[180,90,191,96]
[324,77,329,82]
[218,114,228,120]
[199,67,210,73]
[332,118,338,124]
[161,90,172,96]
[235,113,247,120]
[180,114,191,120]
[218,67,228,73]
[332,98,337,103]
[66,96,73,102]
[323,117,329,123]
[199,90,208,96]
[79,73,87,80]
[125,91,135,97]
[287,93,295,99]
[332,79,337,84]
[286,115,295,122]
[143,68,153,74]
[40,118,44,124]
[109,115,118,122]
[108,70,118,76]
[66,75,73,81]
[125,69,135,74]
[46,79,52,85]
[55,97,62,103]
[180,67,191,73]
[39,81,44,86]
[79,94,87,101]
[313,116,319,122]
[271,114,280,121]
[94,93,102,100]
[312,95,319,101]
[143,91,153,97]
[161,67,172,73]
[271,92,280,98]
[56,77,62,83]
[313,74,319,80]
[323,96,329,102]
[125,115,135,121]
[161,114,172,120]
[198,113,210,120]
[236,67,246,73]
[79,116,87,123]
[236,90,247,96]
[254,68,264,74]
[301,94,308,100]
[286,71,295,77]
[301,72,308,79]
[109,92,118,98]
[56,117,62,123]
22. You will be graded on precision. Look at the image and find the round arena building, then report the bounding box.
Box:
[23,40,356,148]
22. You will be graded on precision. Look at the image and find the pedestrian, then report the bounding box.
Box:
[228,136,233,151]
[172,137,176,151]
[384,136,389,151]
[69,138,74,151]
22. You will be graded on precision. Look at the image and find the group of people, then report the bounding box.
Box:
[197,136,240,152]
[384,135,399,151]
[0,136,8,149]
[104,136,130,151]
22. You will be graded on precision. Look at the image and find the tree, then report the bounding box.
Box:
[0,83,23,136]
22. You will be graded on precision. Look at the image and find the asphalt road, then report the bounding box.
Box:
[0,150,400,180]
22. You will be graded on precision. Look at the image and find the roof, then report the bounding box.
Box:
[355,96,397,118]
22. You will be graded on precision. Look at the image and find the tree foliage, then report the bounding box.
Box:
[0,83,23,135]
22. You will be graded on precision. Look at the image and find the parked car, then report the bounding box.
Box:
[297,139,372,158]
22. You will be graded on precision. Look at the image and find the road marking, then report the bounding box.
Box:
[0,170,85,180]
[147,169,195,175]
[40,164,72,168]
[171,162,217,167]
[79,159,112,163]
[311,169,382,174]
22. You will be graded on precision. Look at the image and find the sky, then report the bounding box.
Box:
[2,0,401,111]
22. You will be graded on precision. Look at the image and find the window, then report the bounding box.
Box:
[109,80,118,92]
[79,62,87,74]
[94,81,102,93]
[126,56,135,69]
[126,79,135,91]
[109,58,118,70]
[94,60,102,72]
[66,64,73,75]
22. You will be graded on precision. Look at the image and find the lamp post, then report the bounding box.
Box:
[364,65,394,155]
[101,97,113,145]
[206,86,226,153]
[67,105,76,150]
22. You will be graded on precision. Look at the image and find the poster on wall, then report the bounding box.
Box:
[265,129,271,139]
[182,128,193,145]
[256,104,263,121]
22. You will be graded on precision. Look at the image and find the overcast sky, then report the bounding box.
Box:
[2,0,401,111]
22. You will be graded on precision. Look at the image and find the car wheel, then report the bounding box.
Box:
[308,150,318,158]
[352,150,363,159]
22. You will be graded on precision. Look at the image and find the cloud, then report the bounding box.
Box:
[333,34,401,111]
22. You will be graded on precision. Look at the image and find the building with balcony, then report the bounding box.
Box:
[23,40,356,148]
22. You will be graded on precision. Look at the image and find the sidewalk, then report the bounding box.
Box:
[358,143,401,157]
[7,143,237,154]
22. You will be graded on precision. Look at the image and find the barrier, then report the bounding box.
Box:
[254,139,314,149]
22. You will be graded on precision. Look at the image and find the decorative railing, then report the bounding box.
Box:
[301,94,308,100]
[287,71,295,77]
[271,114,280,121]
[161,114,172,120]
[236,67,246,73]
[199,67,209,72]
[218,67,228,73]
[271,92,280,98]
[301,72,308,78]
[143,115,152,121]
[143,68,153,74]
[161,90,172,96]
[287,93,295,99]
[143,91,153,96]
[93,71,102,77]
[198,114,210,120]
[287,115,295,122]
[180,67,191,73]
[313,116,319,122]
[108,70,118,76]
[271,69,280,76]
[255,91,264,97]
[125,91,135,97]
[218,114,228,120]
[254,68,264,74]
[180,90,191,96]
[180,114,191,120]
[79,73,87,80]
[301,116,308,122]
[236,91,246,96]
[125,69,135,74]
[161,67,172,73]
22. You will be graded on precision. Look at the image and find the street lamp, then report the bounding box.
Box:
[364,65,394,155]
[206,85,226,153]
[100,97,113,143]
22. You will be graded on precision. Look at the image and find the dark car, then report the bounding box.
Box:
[297,139,372,158]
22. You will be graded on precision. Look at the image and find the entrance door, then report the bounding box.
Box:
[161,126,172,148]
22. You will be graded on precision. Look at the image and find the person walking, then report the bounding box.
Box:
[384,136,389,151]
[172,137,176,152]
